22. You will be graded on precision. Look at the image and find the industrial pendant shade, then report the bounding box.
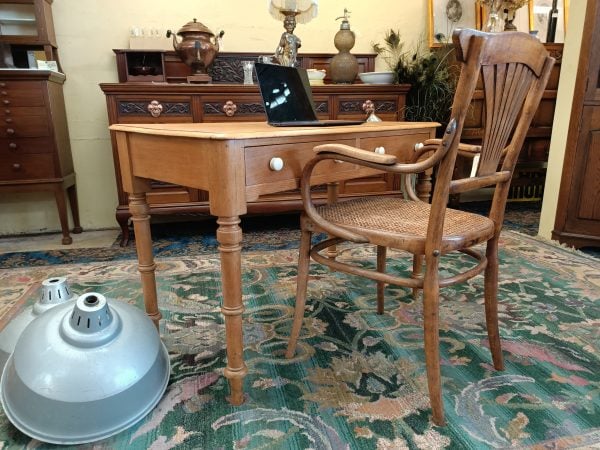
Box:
[1,292,170,445]
[0,277,77,373]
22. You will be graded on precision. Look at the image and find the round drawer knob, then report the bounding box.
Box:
[8,142,17,149]
[6,128,14,135]
[269,157,284,171]
[0,82,6,87]
[4,109,10,114]
[12,163,21,171]
[374,146,386,154]
[5,118,12,123]
[0,91,7,96]
[2,100,10,105]
[414,142,424,151]
[222,100,237,117]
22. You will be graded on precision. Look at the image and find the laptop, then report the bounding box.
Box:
[255,62,364,127]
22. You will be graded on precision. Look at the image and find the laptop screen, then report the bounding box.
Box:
[255,63,318,124]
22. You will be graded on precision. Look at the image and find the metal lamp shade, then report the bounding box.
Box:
[0,277,77,372]
[0,292,170,445]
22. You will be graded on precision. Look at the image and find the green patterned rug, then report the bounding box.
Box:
[0,230,599,449]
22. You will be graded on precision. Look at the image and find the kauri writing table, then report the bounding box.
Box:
[109,121,437,404]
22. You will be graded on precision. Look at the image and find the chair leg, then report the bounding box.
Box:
[376,245,386,314]
[412,254,424,300]
[286,226,313,359]
[423,264,445,426]
[485,236,504,371]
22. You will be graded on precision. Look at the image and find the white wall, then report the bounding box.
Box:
[0,0,429,235]
[538,1,587,239]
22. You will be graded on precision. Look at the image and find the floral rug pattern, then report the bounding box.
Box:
[0,231,599,449]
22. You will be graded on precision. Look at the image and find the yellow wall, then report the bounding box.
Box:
[0,0,428,235]
[538,1,587,239]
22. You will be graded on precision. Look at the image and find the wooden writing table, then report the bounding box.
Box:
[109,121,437,404]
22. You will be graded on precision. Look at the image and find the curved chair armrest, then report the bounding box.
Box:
[314,143,397,165]
[300,154,369,243]
[422,138,481,159]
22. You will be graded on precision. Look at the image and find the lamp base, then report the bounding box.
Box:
[187,74,211,84]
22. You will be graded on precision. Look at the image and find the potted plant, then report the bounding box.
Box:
[373,30,458,134]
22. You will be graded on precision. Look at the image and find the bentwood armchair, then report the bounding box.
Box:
[285,29,555,426]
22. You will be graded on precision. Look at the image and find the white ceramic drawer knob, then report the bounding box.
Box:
[374,146,385,154]
[269,157,284,171]
[414,142,424,151]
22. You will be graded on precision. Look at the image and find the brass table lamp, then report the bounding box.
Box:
[269,0,318,67]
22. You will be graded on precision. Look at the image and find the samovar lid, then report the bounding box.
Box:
[177,18,214,35]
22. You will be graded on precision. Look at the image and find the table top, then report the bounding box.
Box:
[109,121,439,140]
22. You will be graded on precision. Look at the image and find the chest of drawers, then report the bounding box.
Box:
[0,70,81,244]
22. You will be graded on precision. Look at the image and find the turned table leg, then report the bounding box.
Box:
[129,192,161,328]
[217,216,248,405]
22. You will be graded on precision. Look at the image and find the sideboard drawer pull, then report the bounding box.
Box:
[2,100,10,105]
[0,91,7,96]
[269,157,284,171]
[374,146,386,154]
[147,100,163,118]
[12,163,21,171]
[8,142,17,150]
[6,128,14,135]
[5,117,12,123]
[0,82,6,87]
[223,100,237,117]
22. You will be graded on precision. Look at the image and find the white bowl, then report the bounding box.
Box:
[358,71,395,85]
[307,69,326,85]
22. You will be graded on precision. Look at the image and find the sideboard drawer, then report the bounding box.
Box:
[0,137,55,155]
[202,95,266,122]
[0,154,55,180]
[116,97,194,123]
[0,81,45,107]
[336,95,401,121]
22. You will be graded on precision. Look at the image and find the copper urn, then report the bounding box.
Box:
[166,18,223,83]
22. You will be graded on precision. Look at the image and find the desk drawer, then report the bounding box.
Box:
[245,139,357,187]
[0,154,55,180]
[0,137,55,155]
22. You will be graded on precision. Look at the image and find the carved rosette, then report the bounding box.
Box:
[147,100,163,118]
[222,100,238,117]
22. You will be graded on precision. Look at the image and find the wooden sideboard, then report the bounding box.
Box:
[101,52,411,245]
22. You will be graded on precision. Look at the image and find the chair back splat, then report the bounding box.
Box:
[286,29,555,426]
